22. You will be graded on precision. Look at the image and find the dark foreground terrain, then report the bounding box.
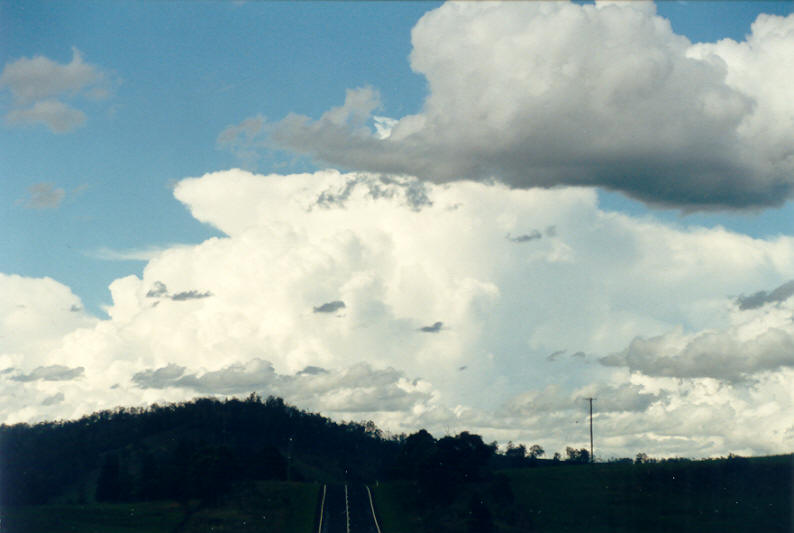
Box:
[1,396,791,532]
[375,454,793,533]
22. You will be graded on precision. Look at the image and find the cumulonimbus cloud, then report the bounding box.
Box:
[4,169,794,456]
[259,3,794,210]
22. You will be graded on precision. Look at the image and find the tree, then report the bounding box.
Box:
[96,453,122,502]
[565,447,590,464]
[529,444,545,459]
[505,442,526,466]
[249,445,287,480]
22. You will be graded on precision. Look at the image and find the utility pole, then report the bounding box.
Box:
[287,435,294,481]
[585,398,595,463]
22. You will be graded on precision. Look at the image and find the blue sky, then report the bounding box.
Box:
[2,1,792,316]
[2,1,794,457]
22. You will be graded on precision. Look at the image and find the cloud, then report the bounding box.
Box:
[313,174,432,211]
[146,281,169,298]
[216,115,267,167]
[0,273,95,359]
[21,182,66,209]
[0,47,111,133]
[6,100,86,133]
[506,382,661,415]
[297,365,328,376]
[41,392,65,406]
[736,280,794,310]
[132,358,432,414]
[88,245,175,262]
[0,47,102,105]
[170,290,212,301]
[131,363,186,389]
[12,365,84,382]
[546,350,565,362]
[419,321,443,333]
[263,3,794,210]
[5,169,794,456]
[142,281,211,301]
[601,319,794,384]
[508,231,542,243]
[313,300,346,314]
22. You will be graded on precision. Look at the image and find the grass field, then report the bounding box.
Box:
[1,481,321,533]
[505,455,792,533]
[372,481,426,532]
[374,455,793,533]
[0,501,186,533]
[180,481,320,532]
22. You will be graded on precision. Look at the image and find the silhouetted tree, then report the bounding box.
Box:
[505,442,526,467]
[529,444,545,459]
[188,445,238,504]
[248,445,287,480]
[565,447,590,464]
[96,453,122,502]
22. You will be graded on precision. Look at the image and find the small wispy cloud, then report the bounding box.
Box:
[144,281,212,301]
[88,245,177,262]
[20,182,65,209]
[171,290,212,301]
[736,280,794,310]
[546,349,565,362]
[41,392,65,406]
[12,365,84,382]
[507,230,542,243]
[313,300,346,314]
[419,321,443,333]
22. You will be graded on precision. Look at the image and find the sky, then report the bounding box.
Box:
[2,0,794,459]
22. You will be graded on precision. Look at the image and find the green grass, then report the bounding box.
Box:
[374,455,793,533]
[373,481,426,532]
[1,481,321,533]
[505,455,793,533]
[180,481,320,533]
[0,501,186,533]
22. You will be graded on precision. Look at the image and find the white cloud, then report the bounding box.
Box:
[88,245,181,262]
[3,169,794,457]
[0,273,96,360]
[601,302,794,383]
[0,47,111,133]
[263,3,794,210]
[131,358,432,415]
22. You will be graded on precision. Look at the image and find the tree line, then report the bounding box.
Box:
[0,394,594,507]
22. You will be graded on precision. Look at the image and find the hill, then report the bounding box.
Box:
[0,395,395,506]
[1,395,792,533]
